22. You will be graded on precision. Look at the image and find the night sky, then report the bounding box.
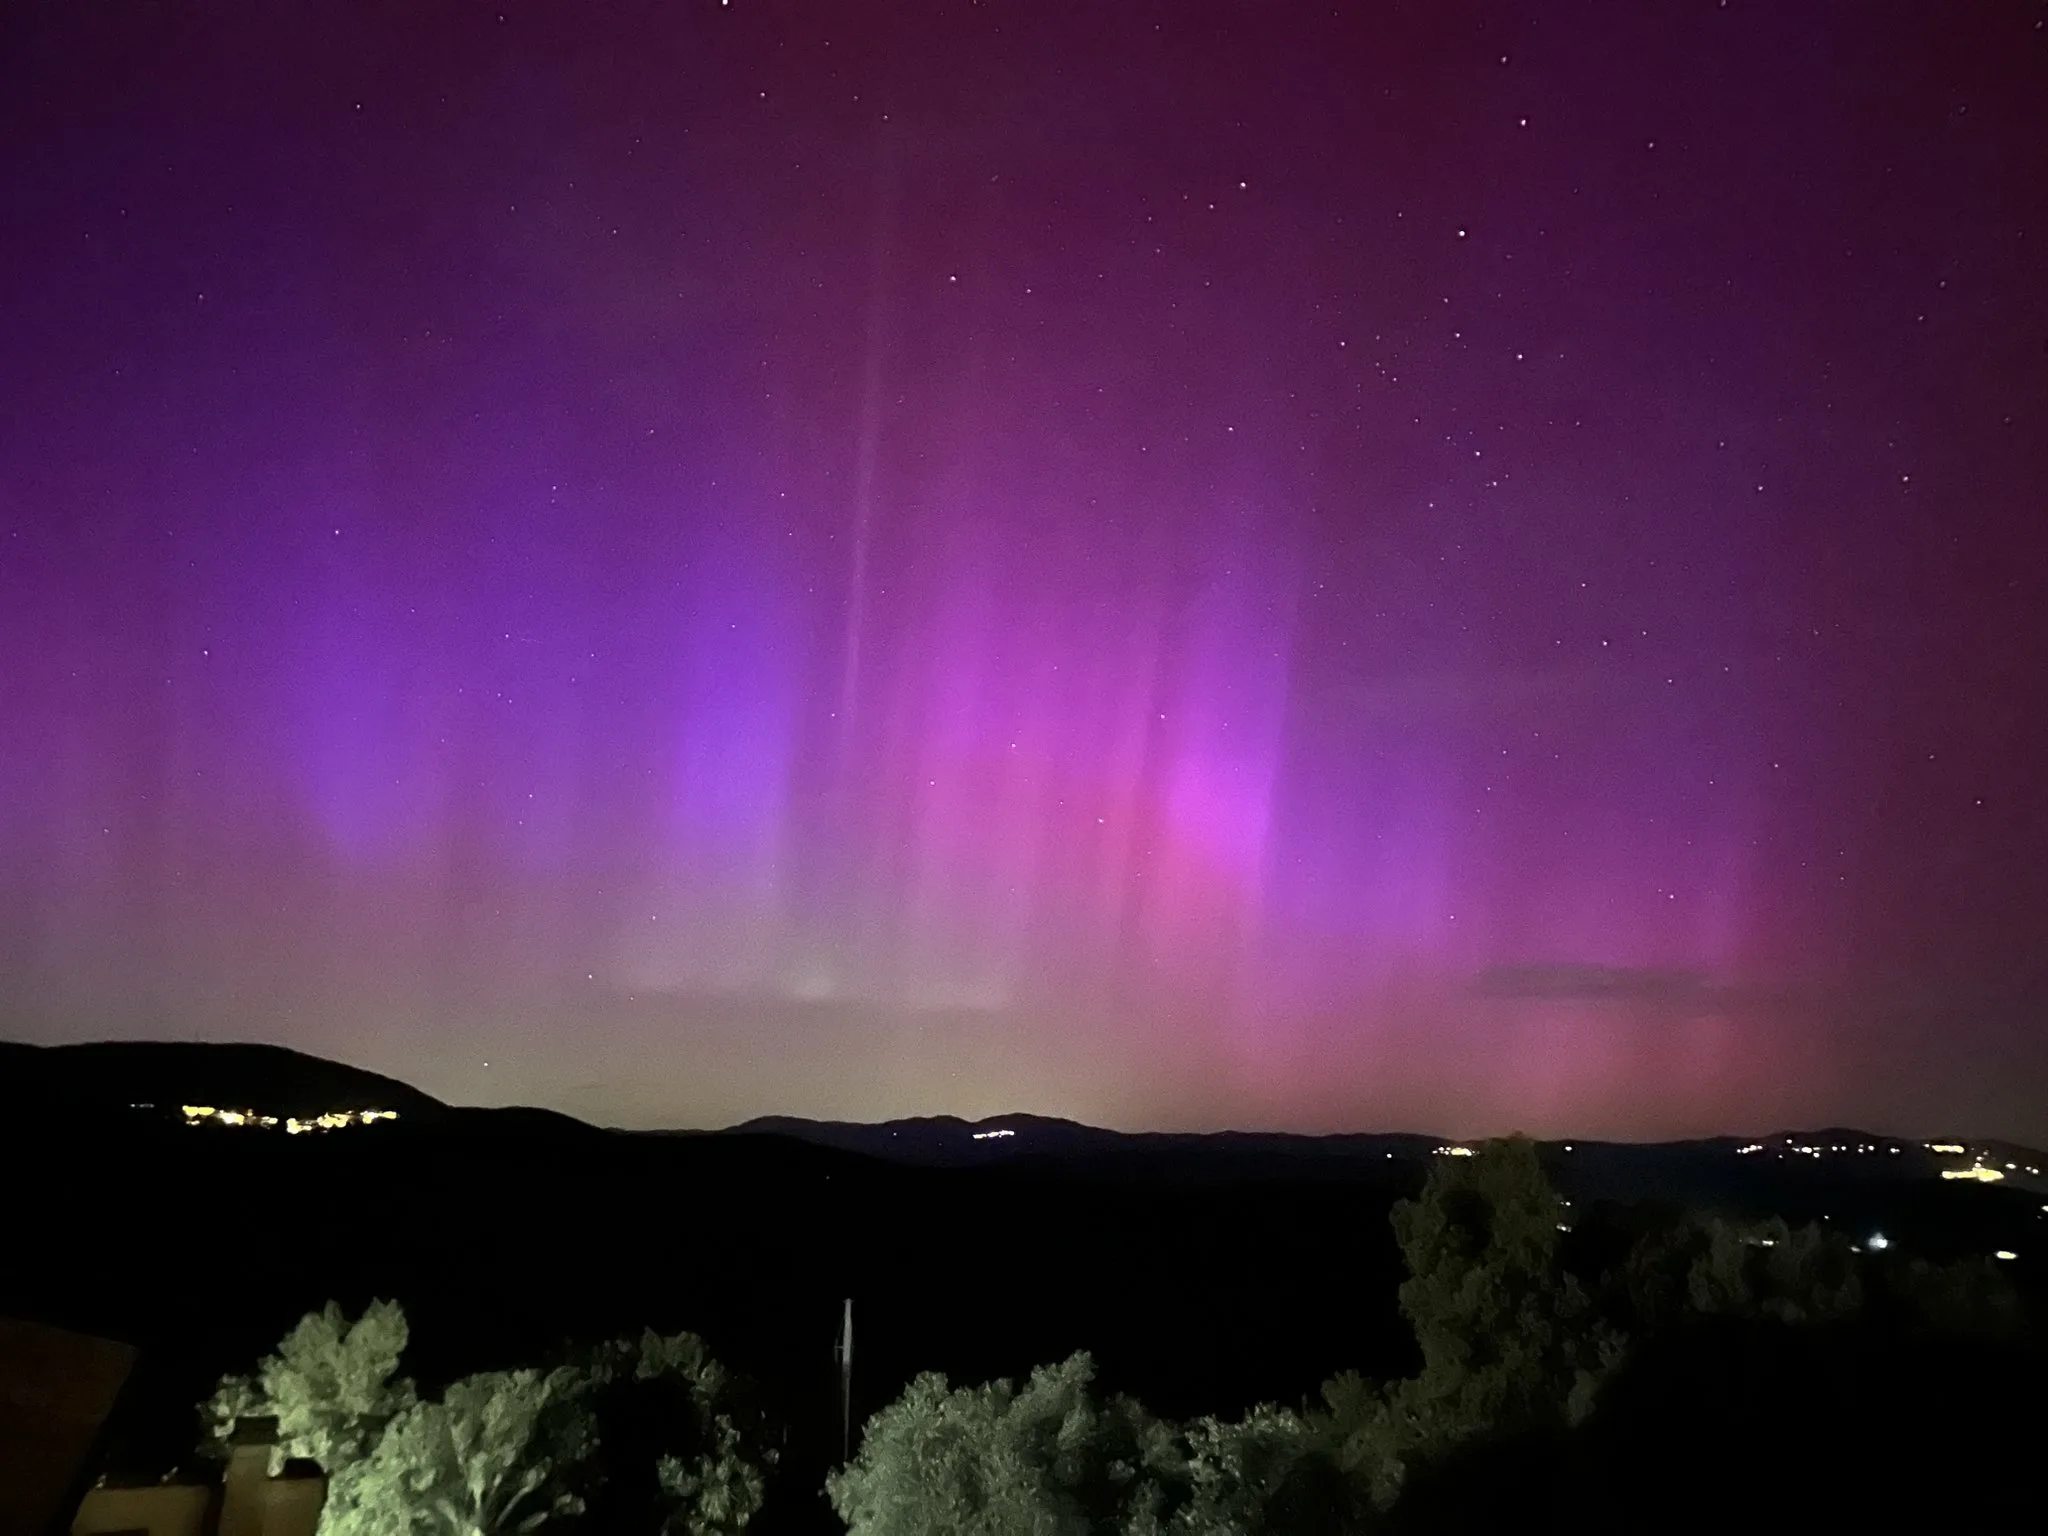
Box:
[4,1,2046,1140]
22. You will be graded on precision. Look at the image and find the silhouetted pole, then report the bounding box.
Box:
[833,1297,854,1464]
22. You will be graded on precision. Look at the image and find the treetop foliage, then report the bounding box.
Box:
[320,1366,595,1536]
[826,1353,1182,1536]
[203,1305,767,1536]
[203,1297,416,1474]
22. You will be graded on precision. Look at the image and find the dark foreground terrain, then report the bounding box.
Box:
[4,1040,2044,1533]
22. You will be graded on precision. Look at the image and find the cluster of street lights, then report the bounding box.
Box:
[179,1104,400,1134]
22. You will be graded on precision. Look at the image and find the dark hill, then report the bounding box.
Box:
[440,1102,611,1141]
[724,1112,1446,1171]
[0,1039,449,1123]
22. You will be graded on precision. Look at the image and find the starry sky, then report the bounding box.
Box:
[3,0,2046,1140]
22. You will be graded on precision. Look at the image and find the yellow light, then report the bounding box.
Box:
[1994,1251,2017,1261]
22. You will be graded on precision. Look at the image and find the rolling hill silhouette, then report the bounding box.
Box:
[0,1039,448,1121]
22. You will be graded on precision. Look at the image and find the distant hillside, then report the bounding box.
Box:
[0,1039,449,1122]
[9,1040,2040,1197]
[720,1113,2048,1201]
[727,1112,1450,1170]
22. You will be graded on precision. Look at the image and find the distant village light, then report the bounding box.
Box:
[179,1104,398,1133]
[1941,1165,2004,1183]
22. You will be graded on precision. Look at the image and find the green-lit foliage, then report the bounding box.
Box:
[1391,1137,1620,1423]
[568,1329,770,1536]
[1138,1403,1369,1536]
[201,1306,769,1536]
[318,1367,594,1536]
[202,1298,417,1474]
[825,1353,1183,1536]
[832,1354,1374,1536]
[1681,1217,1862,1323]
[1319,1137,1622,1508]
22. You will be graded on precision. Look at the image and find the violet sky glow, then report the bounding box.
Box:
[3,1,2046,1139]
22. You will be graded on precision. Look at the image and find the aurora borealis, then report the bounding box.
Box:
[4,1,2045,1139]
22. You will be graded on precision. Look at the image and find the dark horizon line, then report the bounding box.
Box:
[9,1035,2041,1159]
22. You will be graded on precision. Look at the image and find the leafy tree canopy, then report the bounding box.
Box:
[203,1298,416,1474]
[827,1352,1183,1536]
[1321,1137,1621,1507]
[319,1366,595,1536]
[1137,1404,1367,1536]
[203,1306,769,1536]
[568,1328,770,1536]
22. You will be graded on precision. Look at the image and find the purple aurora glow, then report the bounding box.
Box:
[3,1,2045,1139]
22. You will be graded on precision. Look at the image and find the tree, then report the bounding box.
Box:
[1139,1404,1369,1536]
[831,1354,1369,1536]
[1321,1138,1622,1509]
[203,1307,771,1536]
[202,1299,417,1474]
[826,1353,1181,1536]
[318,1367,595,1536]
[568,1329,771,1536]
[1390,1137,1614,1419]
[1680,1216,1861,1324]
